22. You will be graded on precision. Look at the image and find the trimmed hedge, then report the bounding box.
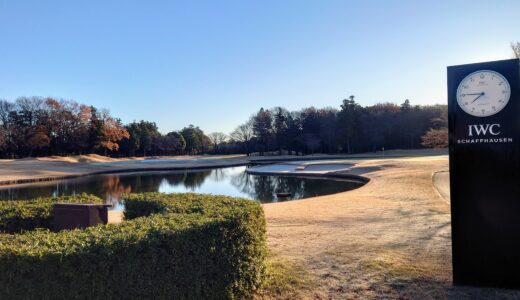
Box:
[0,192,267,299]
[0,194,102,233]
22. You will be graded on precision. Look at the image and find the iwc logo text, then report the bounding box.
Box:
[457,123,513,144]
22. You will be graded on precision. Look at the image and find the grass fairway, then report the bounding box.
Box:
[261,155,520,299]
[256,256,315,299]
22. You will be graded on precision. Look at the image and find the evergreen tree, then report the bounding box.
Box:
[273,107,288,154]
[337,96,363,153]
[252,108,273,155]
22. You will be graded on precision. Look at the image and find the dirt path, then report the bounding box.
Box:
[262,156,520,299]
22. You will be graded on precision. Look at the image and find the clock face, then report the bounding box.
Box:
[456,70,511,117]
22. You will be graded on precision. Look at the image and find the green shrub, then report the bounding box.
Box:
[0,193,267,299]
[0,194,102,233]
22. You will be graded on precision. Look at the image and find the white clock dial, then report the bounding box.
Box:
[456,70,511,117]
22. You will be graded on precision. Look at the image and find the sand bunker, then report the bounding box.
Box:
[247,162,352,175]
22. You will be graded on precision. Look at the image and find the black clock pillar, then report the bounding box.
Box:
[448,58,520,288]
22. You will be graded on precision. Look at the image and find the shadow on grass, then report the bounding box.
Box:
[255,256,316,299]
[388,277,520,300]
[362,253,520,300]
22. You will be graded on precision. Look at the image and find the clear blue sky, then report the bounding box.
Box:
[1,0,519,134]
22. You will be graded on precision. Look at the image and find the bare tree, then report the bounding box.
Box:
[208,132,227,152]
[231,120,254,155]
[511,42,520,58]
[0,100,13,155]
[0,127,6,151]
[0,100,13,128]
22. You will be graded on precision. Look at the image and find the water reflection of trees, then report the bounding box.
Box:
[209,168,227,183]
[161,169,214,190]
[229,173,307,202]
[0,170,213,206]
[100,175,132,206]
[181,170,212,190]
[229,172,363,203]
[115,170,214,199]
[0,167,363,205]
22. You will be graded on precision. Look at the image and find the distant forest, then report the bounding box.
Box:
[0,96,447,158]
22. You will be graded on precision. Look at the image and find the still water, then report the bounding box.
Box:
[0,166,363,209]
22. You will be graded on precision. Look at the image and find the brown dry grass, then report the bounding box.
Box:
[2,151,519,298]
[256,255,317,300]
[260,156,520,299]
[0,154,248,184]
[0,150,444,184]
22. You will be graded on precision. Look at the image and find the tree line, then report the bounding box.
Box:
[0,96,447,158]
[226,96,447,155]
[0,97,129,157]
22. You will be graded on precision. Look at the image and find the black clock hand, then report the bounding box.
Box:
[462,93,484,96]
[471,92,485,103]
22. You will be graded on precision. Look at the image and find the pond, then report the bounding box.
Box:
[0,166,364,209]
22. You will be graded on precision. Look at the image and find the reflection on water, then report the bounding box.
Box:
[0,166,363,208]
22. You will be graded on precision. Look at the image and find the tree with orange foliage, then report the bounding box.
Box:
[96,111,129,155]
[421,128,448,148]
[26,125,50,156]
